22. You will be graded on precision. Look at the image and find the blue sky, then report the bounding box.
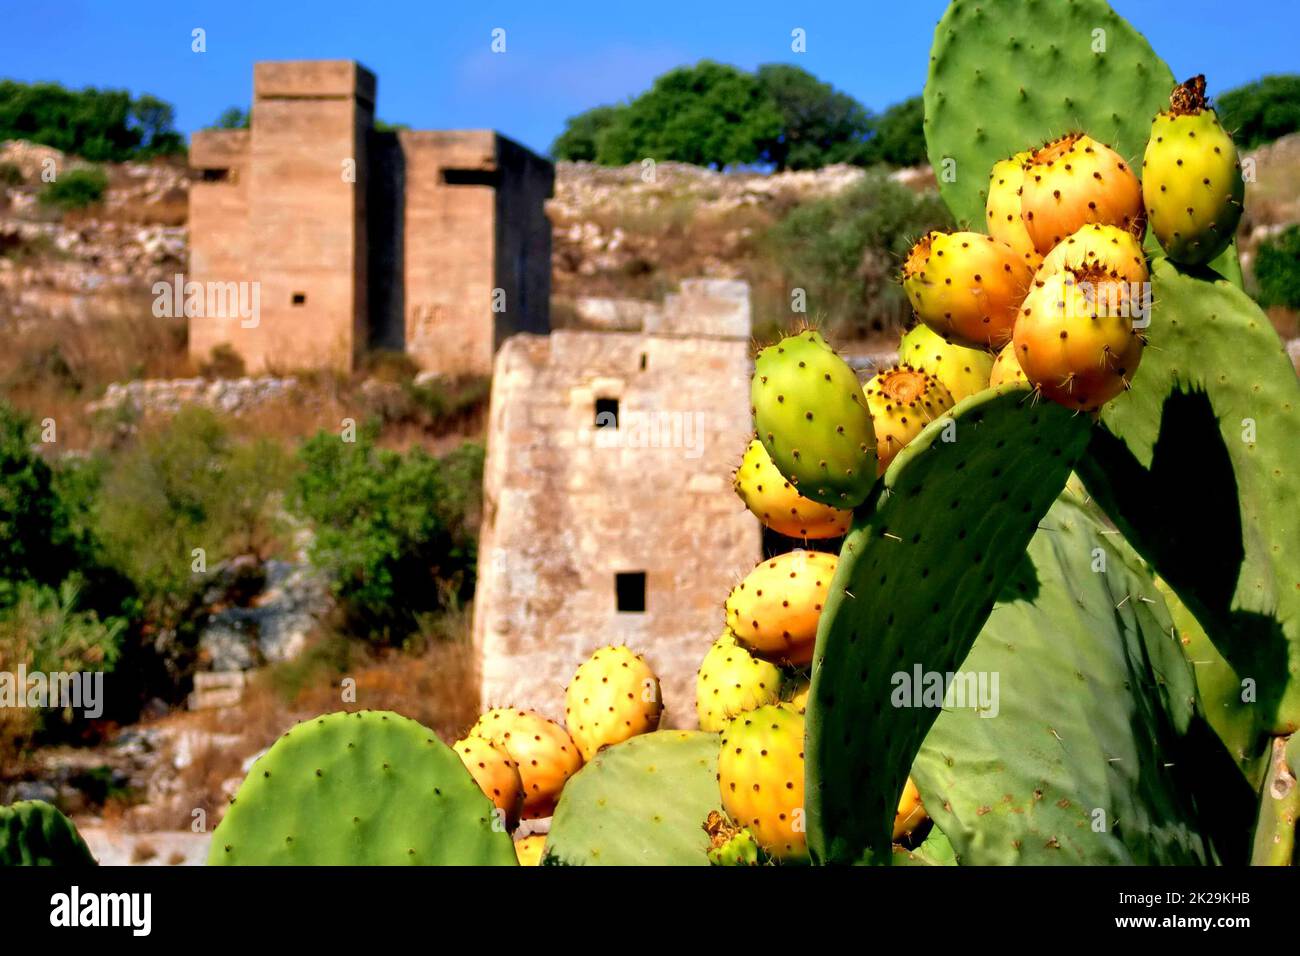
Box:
[1,1,1296,156]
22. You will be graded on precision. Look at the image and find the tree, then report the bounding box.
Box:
[754,64,874,170]
[129,94,184,154]
[551,104,624,162]
[595,61,783,169]
[210,106,250,130]
[1216,75,1300,151]
[862,96,927,167]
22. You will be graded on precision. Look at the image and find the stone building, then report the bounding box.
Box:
[187,60,552,376]
[472,280,762,727]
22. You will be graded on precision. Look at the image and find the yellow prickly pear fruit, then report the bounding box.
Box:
[1012,267,1145,411]
[725,550,837,666]
[717,703,808,863]
[862,364,955,474]
[902,231,1035,349]
[514,834,546,866]
[564,645,663,761]
[1143,75,1245,266]
[454,735,525,832]
[1037,223,1149,286]
[1019,133,1144,255]
[787,678,810,715]
[696,630,783,733]
[893,776,928,841]
[985,150,1043,271]
[470,708,583,819]
[733,438,851,540]
[898,323,993,403]
[988,341,1028,387]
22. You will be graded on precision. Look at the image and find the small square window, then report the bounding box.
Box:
[595,397,619,429]
[615,572,646,613]
[291,292,307,306]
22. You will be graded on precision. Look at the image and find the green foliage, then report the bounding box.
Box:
[0,80,183,161]
[765,170,953,335]
[754,64,873,170]
[0,578,125,675]
[1216,74,1300,151]
[0,801,96,866]
[550,105,623,162]
[1253,224,1300,309]
[861,96,926,167]
[594,61,783,169]
[0,162,23,186]
[38,167,108,211]
[209,106,250,130]
[292,427,482,640]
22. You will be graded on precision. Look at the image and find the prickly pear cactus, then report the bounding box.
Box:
[544,731,722,866]
[0,800,96,866]
[912,497,1211,865]
[806,387,1091,864]
[208,711,517,865]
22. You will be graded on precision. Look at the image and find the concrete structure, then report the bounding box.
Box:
[188,61,552,376]
[472,280,762,727]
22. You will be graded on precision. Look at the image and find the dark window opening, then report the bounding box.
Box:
[291,292,307,306]
[595,397,619,429]
[616,572,646,613]
[201,168,231,183]
[442,168,500,187]
[639,352,648,371]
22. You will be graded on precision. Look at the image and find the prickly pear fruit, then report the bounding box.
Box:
[787,678,810,714]
[893,777,928,841]
[471,708,584,818]
[985,150,1043,271]
[1012,268,1145,411]
[1019,133,1143,255]
[564,645,663,761]
[898,323,993,403]
[902,231,1035,348]
[1143,75,1245,265]
[514,834,546,866]
[703,811,763,866]
[717,704,808,863]
[988,342,1027,387]
[751,330,876,508]
[1037,223,1150,286]
[696,630,783,733]
[733,438,851,540]
[862,364,955,473]
[725,550,837,666]
[454,735,525,831]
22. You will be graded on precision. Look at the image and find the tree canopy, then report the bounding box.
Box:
[1216,74,1300,151]
[0,80,184,160]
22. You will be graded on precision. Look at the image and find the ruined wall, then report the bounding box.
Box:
[187,130,250,364]
[494,135,554,350]
[473,280,761,727]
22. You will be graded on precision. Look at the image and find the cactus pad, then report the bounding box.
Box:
[0,800,96,866]
[208,710,517,865]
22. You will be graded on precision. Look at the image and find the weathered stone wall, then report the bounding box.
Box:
[494,135,554,350]
[473,280,761,727]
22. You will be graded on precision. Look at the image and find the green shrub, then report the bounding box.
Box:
[765,171,954,337]
[292,426,482,641]
[1216,74,1300,151]
[38,167,108,211]
[0,81,183,161]
[0,162,23,186]
[1253,225,1300,309]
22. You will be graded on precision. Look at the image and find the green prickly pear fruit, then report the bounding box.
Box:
[1143,75,1245,266]
[717,704,808,863]
[985,150,1043,271]
[1019,133,1144,255]
[454,735,525,832]
[988,342,1028,387]
[751,330,876,509]
[902,231,1035,349]
[862,364,955,473]
[725,550,837,666]
[514,834,546,866]
[696,629,784,732]
[703,811,763,866]
[733,438,852,540]
[1013,267,1145,411]
[1037,223,1150,287]
[564,645,663,761]
[471,708,584,819]
[898,323,993,403]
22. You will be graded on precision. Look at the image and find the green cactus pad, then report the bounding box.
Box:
[1078,258,1300,735]
[891,825,957,866]
[0,800,96,866]
[912,497,1212,865]
[208,710,517,865]
[544,731,722,866]
[806,386,1091,864]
